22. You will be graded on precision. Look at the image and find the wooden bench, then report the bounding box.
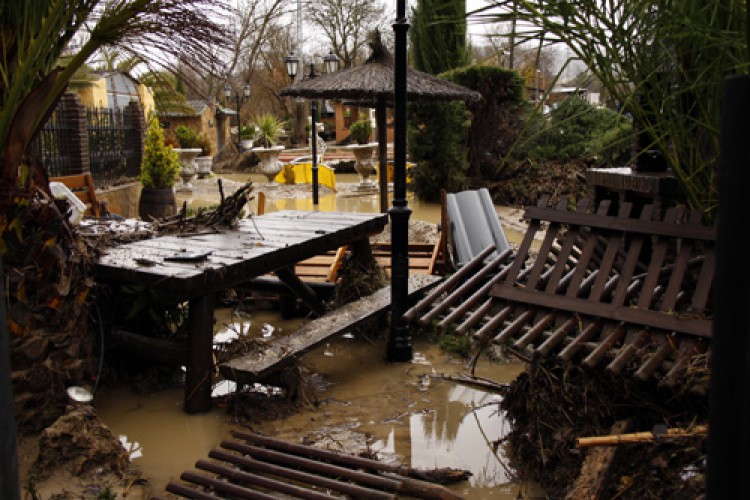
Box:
[49,173,103,217]
[220,274,442,390]
[405,195,715,393]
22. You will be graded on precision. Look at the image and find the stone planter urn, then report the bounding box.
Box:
[348,143,378,192]
[194,156,213,179]
[174,148,202,192]
[252,145,285,188]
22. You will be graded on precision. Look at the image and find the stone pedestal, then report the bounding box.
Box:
[252,146,285,188]
[348,143,378,192]
[174,148,202,193]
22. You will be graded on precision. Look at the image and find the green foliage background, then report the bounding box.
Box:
[408,0,471,202]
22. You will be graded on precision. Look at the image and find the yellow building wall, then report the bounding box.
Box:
[137,84,155,119]
[76,78,108,109]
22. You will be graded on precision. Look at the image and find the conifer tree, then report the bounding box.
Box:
[408,0,471,201]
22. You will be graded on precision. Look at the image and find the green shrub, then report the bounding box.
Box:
[518,98,633,164]
[174,125,200,149]
[348,119,372,144]
[140,119,180,189]
[438,333,471,358]
[252,113,286,148]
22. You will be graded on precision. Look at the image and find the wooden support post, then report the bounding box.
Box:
[184,293,215,414]
[275,266,326,316]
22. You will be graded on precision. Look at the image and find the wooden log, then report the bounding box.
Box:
[195,459,336,500]
[180,470,278,500]
[230,431,466,499]
[209,449,394,500]
[110,328,186,365]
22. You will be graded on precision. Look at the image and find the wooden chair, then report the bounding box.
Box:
[49,173,103,217]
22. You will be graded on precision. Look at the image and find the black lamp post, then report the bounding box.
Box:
[285,51,339,206]
[224,82,251,151]
[388,0,412,362]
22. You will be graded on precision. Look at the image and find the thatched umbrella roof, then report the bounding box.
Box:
[279,35,481,105]
[280,33,481,212]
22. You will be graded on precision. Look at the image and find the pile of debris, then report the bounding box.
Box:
[501,357,707,498]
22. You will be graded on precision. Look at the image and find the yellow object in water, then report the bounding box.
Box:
[375,162,414,183]
[274,163,337,191]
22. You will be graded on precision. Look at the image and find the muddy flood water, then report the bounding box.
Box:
[95,173,544,498]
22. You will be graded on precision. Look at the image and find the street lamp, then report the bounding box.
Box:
[224,82,251,151]
[285,52,299,81]
[388,0,412,362]
[285,51,339,205]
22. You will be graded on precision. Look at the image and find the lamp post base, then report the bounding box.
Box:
[387,324,412,362]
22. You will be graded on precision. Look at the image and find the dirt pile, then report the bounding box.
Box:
[501,357,707,498]
[33,405,133,479]
[487,158,592,207]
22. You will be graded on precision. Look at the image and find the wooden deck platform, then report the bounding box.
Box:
[220,274,442,386]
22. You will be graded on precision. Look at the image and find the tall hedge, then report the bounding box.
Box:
[408,0,470,202]
[443,65,526,179]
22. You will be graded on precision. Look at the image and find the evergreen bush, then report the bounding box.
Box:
[141,119,180,189]
[174,125,200,149]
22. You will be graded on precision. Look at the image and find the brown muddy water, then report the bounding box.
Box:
[95,173,544,498]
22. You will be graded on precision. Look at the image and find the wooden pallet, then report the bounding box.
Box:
[405,196,715,392]
[165,430,463,499]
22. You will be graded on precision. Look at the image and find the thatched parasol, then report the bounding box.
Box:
[279,32,481,212]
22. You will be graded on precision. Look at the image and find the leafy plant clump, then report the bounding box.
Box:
[174,125,200,149]
[252,113,286,148]
[348,119,372,145]
[140,119,180,189]
[438,333,471,358]
[518,97,633,165]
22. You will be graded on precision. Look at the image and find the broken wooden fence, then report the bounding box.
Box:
[405,195,714,393]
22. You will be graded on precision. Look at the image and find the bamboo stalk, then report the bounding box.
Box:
[576,424,708,448]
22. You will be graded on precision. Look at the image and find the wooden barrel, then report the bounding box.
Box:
[138,188,176,221]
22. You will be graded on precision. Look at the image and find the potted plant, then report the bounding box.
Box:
[347,119,377,191]
[251,113,286,187]
[194,133,213,178]
[139,119,180,220]
[174,125,202,191]
[239,124,256,150]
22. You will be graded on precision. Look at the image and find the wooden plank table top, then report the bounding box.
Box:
[95,210,389,413]
[96,210,388,299]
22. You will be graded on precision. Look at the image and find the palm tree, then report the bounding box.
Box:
[0,0,231,435]
[0,0,230,191]
[471,0,748,217]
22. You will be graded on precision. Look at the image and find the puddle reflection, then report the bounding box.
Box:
[410,386,510,487]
